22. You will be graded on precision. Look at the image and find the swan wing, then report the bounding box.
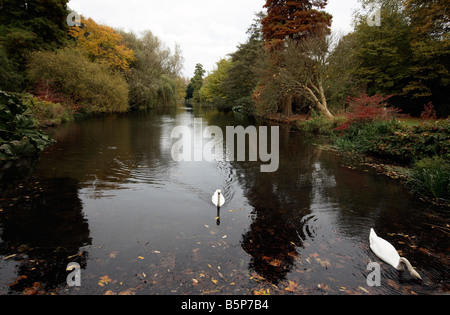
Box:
[212,191,225,207]
[370,229,401,268]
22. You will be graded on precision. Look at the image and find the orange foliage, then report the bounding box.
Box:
[68,17,135,71]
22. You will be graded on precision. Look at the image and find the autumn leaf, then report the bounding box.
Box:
[98,275,112,287]
[253,288,270,295]
[284,280,299,292]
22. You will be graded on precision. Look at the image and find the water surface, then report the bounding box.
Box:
[0,107,448,295]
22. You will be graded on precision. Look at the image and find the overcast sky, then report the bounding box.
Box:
[68,0,361,77]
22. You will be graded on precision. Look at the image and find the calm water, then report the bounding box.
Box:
[0,106,448,295]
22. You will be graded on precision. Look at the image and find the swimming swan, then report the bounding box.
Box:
[212,190,225,207]
[370,229,422,280]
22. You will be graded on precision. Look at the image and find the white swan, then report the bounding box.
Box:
[370,229,422,280]
[212,189,225,207]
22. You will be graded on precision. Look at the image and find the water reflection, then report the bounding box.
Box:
[0,177,90,294]
[0,106,448,295]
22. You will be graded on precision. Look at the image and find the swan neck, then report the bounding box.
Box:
[399,258,413,271]
[399,258,422,280]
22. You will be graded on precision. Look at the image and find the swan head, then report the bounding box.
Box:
[216,190,222,195]
[399,258,422,280]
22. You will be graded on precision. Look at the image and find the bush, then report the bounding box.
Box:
[21,94,72,126]
[298,112,346,135]
[408,156,450,202]
[371,119,450,163]
[336,94,402,131]
[0,91,53,161]
[335,119,404,153]
[27,46,129,114]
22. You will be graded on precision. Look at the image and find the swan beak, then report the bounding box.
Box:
[411,269,422,281]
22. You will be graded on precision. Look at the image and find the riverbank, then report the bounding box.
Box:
[257,111,450,208]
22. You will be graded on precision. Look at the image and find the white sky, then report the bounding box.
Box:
[68,0,361,77]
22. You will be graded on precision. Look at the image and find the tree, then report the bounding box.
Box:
[262,0,332,51]
[352,0,449,116]
[199,58,232,104]
[403,0,450,116]
[353,2,412,97]
[28,46,129,114]
[0,0,70,91]
[190,63,206,103]
[120,30,183,109]
[68,17,135,71]
[260,0,333,116]
[219,12,265,113]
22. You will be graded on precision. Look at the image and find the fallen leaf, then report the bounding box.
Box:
[98,275,112,287]
[138,256,145,260]
[253,288,270,295]
[109,251,119,259]
[358,286,370,294]
[118,288,136,295]
[284,280,299,292]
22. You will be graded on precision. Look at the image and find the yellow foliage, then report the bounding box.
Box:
[68,17,135,71]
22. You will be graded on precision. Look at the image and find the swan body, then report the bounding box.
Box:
[370,229,422,280]
[212,190,225,207]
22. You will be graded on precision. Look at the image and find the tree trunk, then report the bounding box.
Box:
[281,94,293,116]
[317,85,333,118]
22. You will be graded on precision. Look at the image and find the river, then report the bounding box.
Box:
[0,106,448,295]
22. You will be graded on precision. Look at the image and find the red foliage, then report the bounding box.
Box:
[33,79,82,113]
[420,102,437,120]
[336,94,403,131]
[262,0,332,50]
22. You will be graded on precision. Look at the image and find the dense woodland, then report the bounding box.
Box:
[0,0,184,116]
[188,0,449,119]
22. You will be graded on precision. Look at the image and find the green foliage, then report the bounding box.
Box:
[199,59,232,104]
[221,39,264,113]
[0,0,69,66]
[352,0,449,116]
[370,120,450,162]
[27,46,129,114]
[121,30,181,109]
[0,47,23,91]
[297,112,346,135]
[336,118,450,163]
[21,94,72,126]
[190,64,206,103]
[335,119,404,154]
[0,91,53,161]
[408,156,450,202]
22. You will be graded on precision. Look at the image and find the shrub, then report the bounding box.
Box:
[336,94,402,131]
[335,119,404,153]
[298,112,346,135]
[420,102,437,120]
[28,47,129,114]
[21,94,73,126]
[408,156,450,202]
[0,91,53,161]
[371,119,450,163]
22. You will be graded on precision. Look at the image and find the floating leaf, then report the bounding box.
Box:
[98,275,112,287]
[284,281,299,292]
[253,288,270,295]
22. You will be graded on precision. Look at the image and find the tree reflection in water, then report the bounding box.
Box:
[0,177,91,294]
